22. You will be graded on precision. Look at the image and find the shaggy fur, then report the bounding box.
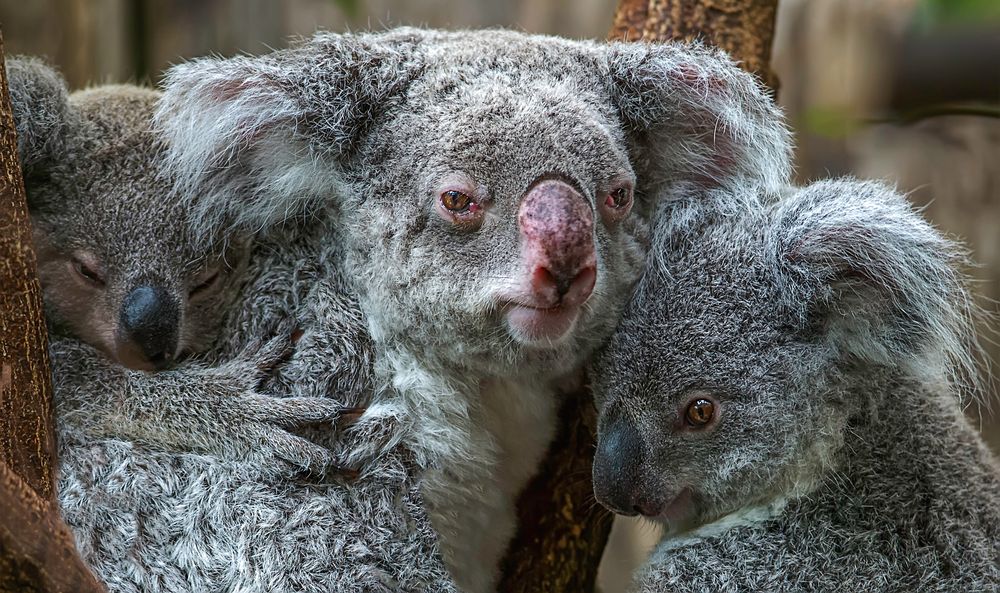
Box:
[8,57,250,371]
[10,58,456,591]
[592,178,1000,592]
[154,28,791,591]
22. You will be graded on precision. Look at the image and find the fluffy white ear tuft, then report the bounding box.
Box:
[605,42,793,196]
[773,178,984,396]
[154,32,424,240]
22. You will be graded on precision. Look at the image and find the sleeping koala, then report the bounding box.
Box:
[9,58,456,592]
[7,57,353,473]
[592,179,1000,591]
[10,56,245,370]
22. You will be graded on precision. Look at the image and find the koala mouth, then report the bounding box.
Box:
[504,302,583,346]
[654,487,699,534]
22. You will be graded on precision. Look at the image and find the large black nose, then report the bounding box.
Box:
[593,417,646,516]
[118,285,180,368]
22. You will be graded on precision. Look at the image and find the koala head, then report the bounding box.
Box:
[155,29,791,378]
[591,179,978,534]
[8,57,248,370]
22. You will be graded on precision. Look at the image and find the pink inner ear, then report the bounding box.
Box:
[670,63,728,95]
[664,65,744,188]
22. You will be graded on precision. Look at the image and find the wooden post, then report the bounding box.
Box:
[499,2,780,592]
[0,30,106,593]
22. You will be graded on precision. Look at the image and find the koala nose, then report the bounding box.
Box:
[518,179,597,308]
[118,284,180,369]
[593,416,646,516]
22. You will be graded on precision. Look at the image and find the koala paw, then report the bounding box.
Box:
[199,327,366,477]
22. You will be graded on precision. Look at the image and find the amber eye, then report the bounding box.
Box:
[72,258,105,287]
[441,190,474,213]
[685,398,715,427]
[605,186,632,210]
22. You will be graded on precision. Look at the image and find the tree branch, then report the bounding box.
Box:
[0,30,106,593]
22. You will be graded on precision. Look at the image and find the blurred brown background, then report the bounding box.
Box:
[2,0,998,591]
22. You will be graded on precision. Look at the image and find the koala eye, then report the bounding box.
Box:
[189,269,221,298]
[71,257,105,287]
[685,398,716,427]
[437,188,485,228]
[599,183,634,224]
[440,190,476,213]
[605,187,631,210]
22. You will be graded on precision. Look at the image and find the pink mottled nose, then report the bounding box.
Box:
[518,179,597,308]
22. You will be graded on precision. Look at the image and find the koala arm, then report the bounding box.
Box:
[50,335,354,475]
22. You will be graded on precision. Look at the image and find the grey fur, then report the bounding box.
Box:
[153,28,791,591]
[10,57,457,591]
[6,57,353,472]
[592,178,1000,592]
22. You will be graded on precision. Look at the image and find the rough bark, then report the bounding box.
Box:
[610,0,780,93]
[498,382,613,593]
[0,31,106,593]
[499,2,780,592]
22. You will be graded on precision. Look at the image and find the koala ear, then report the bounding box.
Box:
[604,42,792,196]
[6,56,72,174]
[155,31,424,237]
[775,179,979,388]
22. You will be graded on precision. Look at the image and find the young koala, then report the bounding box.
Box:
[592,179,1000,591]
[151,28,792,591]
[10,58,455,592]
[7,57,349,472]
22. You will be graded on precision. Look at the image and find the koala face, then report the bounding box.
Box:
[348,39,650,375]
[154,29,792,379]
[591,181,974,536]
[11,62,247,370]
[591,201,841,534]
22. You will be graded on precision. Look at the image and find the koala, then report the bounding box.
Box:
[592,179,1000,592]
[7,60,455,593]
[9,56,244,370]
[8,57,358,472]
[150,28,792,591]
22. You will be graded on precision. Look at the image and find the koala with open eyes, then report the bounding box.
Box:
[144,28,791,592]
[592,179,1000,592]
[7,56,360,471]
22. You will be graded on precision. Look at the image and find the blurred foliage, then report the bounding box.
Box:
[331,0,361,19]
[801,106,862,139]
[914,0,1000,28]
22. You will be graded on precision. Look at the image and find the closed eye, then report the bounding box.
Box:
[189,270,220,297]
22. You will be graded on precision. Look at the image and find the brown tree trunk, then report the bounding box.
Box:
[610,0,780,92]
[0,30,106,593]
[499,2,779,592]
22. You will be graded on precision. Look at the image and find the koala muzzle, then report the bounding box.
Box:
[117,284,180,370]
[593,417,658,517]
[518,179,597,308]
